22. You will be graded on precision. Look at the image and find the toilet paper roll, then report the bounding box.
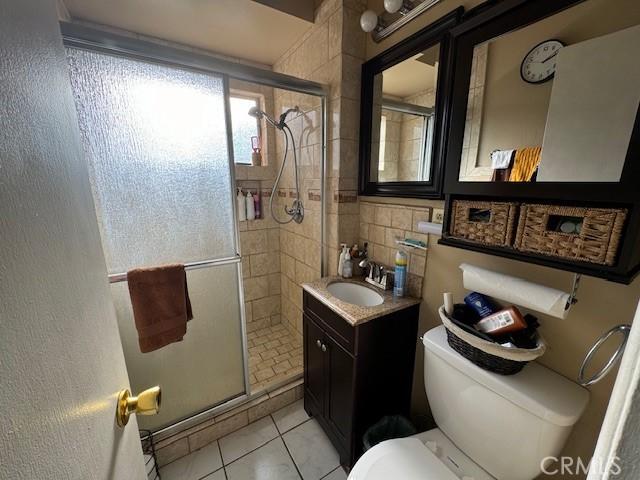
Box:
[460,263,571,319]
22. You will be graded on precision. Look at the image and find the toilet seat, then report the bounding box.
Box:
[348,429,494,480]
[348,437,458,480]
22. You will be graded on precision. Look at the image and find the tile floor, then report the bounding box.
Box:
[160,400,346,480]
[248,324,303,393]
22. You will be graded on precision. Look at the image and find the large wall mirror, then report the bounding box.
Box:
[452,0,640,184]
[359,9,463,198]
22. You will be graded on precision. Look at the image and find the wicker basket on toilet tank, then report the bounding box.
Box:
[439,306,546,375]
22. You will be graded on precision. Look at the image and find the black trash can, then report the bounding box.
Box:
[362,415,417,451]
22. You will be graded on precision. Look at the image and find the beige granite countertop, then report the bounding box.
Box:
[302,276,421,326]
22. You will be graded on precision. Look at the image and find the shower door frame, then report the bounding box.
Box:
[61,21,329,440]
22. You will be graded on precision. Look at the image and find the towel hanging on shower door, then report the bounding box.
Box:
[127,264,193,353]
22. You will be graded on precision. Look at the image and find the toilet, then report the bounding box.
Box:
[349,325,590,480]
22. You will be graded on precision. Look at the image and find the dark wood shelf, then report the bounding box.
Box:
[438,236,639,284]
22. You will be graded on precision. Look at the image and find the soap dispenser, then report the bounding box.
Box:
[338,244,348,276]
[342,249,353,278]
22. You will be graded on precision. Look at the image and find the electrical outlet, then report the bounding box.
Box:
[432,208,444,224]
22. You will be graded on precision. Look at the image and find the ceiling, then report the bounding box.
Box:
[62,0,314,65]
[382,50,439,98]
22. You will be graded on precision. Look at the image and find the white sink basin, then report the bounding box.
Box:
[326,282,384,307]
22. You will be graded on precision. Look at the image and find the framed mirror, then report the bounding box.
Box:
[359,8,463,198]
[444,0,640,197]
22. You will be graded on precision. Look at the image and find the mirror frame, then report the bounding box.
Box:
[358,8,464,199]
[442,0,640,203]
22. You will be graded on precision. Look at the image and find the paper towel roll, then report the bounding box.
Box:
[460,263,571,319]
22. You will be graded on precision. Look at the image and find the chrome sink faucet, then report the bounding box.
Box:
[360,255,394,291]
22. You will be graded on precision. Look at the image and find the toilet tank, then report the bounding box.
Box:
[423,326,589,480]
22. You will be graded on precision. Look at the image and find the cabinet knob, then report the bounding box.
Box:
[316,339,322,348]
[321,343,327,352]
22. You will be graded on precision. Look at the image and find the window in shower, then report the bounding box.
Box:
[66,47,247,431]
[230,94,262,164]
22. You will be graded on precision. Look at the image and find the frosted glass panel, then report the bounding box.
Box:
[112,264,245,431]
[67,48,236,273]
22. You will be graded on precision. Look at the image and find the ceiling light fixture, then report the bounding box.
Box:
[360,0,443,42]
[360,9,384,33]
[384,0,410,14]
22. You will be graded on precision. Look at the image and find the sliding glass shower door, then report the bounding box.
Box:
[66,47,246,431]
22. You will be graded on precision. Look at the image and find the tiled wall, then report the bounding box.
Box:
[232,79,282,336]
[238,217,281,333]
[359,200,433,297]
[274,99,323,336]
[398,88,436,181]
[272,0,368,333]
[459,42,488,179]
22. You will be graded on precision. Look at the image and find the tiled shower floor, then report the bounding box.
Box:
[248,324,303,393]
[160,400,347,480]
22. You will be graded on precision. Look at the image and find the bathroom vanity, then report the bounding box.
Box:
[302,278,420,469]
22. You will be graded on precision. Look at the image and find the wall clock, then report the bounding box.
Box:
[520,39,565,84]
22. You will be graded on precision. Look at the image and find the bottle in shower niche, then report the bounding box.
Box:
[394,250,408,297]
[253,190,261,219]
[246,191,256,220]
[237,188,246,221]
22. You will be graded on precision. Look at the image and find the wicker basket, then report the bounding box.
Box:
[514,204,627,266]
[448,200,518,247]
[439,307,546,375]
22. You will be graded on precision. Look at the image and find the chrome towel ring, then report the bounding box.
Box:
[578,324,631,387]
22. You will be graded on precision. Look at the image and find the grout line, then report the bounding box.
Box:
[278,415,313,436]
[320,465,348,480]
[220,423,281,468]
[281,432,305,480]
[216,440,228,480]
[198,466,224,480]
[270,413,283,436]
[166,404,319,478]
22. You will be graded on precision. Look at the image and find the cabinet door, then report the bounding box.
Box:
[324,335,355,448]
[304,314,325,415]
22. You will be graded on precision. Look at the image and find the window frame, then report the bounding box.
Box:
[229,90,264,165]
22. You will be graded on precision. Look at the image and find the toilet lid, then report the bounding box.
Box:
[348,438,459,480]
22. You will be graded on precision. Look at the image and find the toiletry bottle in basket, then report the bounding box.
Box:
[394,250,408,297]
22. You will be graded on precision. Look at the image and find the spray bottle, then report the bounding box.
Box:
[394,250,408,297]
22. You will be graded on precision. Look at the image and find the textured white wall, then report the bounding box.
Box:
[0,0,145,478]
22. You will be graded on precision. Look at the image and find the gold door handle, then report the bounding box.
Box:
[116,386,161,427]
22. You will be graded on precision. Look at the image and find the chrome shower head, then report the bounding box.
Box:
[248,106,300,130]
[248,106,282,129]
[248,106,264,120]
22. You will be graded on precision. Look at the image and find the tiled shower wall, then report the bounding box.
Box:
[273,0,369,337]
[232,79,283,336]
[398,88,436,181]
[274,95,323,336]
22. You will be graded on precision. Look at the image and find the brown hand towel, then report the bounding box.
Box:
[127,264,193,353]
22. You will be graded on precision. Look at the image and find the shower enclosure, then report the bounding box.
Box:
[62,23,327,435]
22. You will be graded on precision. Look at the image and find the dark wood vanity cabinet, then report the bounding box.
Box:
[303,291,420,469]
